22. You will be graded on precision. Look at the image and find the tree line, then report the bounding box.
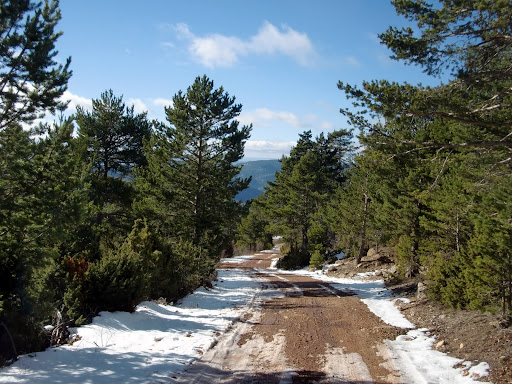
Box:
[0,1,250,361]
[238,0,512,324]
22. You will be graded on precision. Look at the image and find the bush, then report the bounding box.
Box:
[277,244,310,269]
[424,251,468,309]
[309,250,324,269]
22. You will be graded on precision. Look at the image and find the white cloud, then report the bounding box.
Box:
[344,56,361,67]
[61,90,92,112]
[244,139,296,159]
[173,21,316,68]
[191,34,243,68]
[174,23,194,40]
[127,98,149,114]
[238,108,335,132]
[249,22,315,66]
[152,98,173,108]
[318,121,335,130]
[238,108,305,128]
[161,42,174,49]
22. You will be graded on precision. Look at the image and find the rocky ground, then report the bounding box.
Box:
[326,252,512,384]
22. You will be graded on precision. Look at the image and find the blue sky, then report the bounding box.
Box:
[55,1,441,160]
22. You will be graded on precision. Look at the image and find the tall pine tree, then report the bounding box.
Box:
[136,75,251,261]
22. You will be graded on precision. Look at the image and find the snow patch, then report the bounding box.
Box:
[0,268,263,384]
[387,328,490,383]
[279,268,415,329]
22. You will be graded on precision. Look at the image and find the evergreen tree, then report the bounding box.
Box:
[260,130,354,267]
[335,0,512,320]
[328,156,374,264]
[136,75,251,261]
[0,0,78,357]
[0,119,85,355]
[236,197,273,252]
[340,0,512,155]
[0,0,71,131]
[466,178,512,323]
[76,90,151,182]
[74,90,152,257]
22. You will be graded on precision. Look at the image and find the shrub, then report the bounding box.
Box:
[309,250,324,269]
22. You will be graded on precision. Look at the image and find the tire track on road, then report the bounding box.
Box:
[174,251,405,384]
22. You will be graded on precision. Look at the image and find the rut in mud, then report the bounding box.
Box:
[173,251,407,384]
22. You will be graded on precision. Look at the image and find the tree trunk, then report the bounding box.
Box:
[356,192,369,264]
[455,208,460,253]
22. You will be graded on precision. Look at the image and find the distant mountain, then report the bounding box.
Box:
[235,159,281,202]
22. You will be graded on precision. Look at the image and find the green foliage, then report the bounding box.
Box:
[277,244,310,270]
[465,180,512,321]
[0,0,72,130]
[424,251,468,309]
[236,198,273,251]
[0,118,86,354]
[135,75,251,258]
[333,0,512,321]
[84,256,139,313]
[1,1,251,354]
[326,154,378,263]
[61,89,155,279]
[254,129,354,268]
[309,250,324,270]
[75,89,152,181]
[394,234,415,278]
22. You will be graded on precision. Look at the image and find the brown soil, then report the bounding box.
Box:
[328,257,512,384]
[174,251,407,383]
[173,251,511,383]
[252,271,405,383]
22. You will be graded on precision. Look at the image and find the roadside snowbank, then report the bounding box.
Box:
[0,267,262,384]
[281,267,490,383]
[389,328,491,383]
[279,268,415,328]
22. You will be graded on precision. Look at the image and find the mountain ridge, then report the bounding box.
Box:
[236,159,281,202]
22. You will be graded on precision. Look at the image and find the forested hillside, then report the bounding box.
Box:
[236,159,281,202]
[238,0,512,325]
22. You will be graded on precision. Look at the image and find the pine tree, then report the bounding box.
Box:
[0,0,77,356]
[340,0,512,156]
[465,174,512,323]
[0,119,85,355]
[0,0,71,131]
[335,0,512,320]
[76,90,151,180]
[236,197,273,252]
[261,130,354,267]
[328,158,372,264]
[74,90,152,257]
[136,75,251,261]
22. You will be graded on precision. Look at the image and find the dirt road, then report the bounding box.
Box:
[173,251,407,384]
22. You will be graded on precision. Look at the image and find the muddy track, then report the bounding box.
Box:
[172,251,407,384]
